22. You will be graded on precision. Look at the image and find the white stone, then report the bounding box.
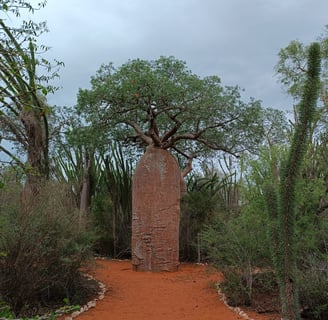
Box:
[71,311,80,318]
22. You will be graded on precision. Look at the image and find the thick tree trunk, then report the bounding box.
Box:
[132,146,180,272]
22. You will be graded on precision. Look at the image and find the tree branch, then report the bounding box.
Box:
[148,105,161,146]
[196,137,239,157]
[181,156,193,177]
[125,120,152,145]
[0,114,27,146]
[161,119,182,144]
[0,144,24,168]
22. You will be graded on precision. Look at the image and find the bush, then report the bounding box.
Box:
[91,191,131,258]
[0,182,94,317]
[201,208,273,307]
[180,189,219,261]
[298,262,328,319]
[218,268,279,312]
[219,268,251,306]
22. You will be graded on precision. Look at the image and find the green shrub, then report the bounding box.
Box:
[0,182,94,317]
[218,268,251,306]
[298,262,328,319]
[180,167,237,261]
[91,191,131,258]
[201,207,273,306]
[180,189,219,261]
[218,268,279,309]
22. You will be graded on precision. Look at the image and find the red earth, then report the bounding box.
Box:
[65,259,280,320]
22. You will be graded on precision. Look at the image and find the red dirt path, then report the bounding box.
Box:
[74,259,279,320]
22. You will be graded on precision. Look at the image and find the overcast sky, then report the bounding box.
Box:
[33,0,328,111]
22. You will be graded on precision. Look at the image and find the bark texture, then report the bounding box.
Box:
[20,109,48,212]
[132,146,180,272]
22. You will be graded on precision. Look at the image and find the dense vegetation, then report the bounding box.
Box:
[0,2,328,319]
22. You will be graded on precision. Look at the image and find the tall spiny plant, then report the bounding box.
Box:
[265,42,321,320]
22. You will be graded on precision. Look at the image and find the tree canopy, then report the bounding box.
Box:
[77,56,264,161]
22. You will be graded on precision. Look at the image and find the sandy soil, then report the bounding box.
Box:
[72,259,279,320]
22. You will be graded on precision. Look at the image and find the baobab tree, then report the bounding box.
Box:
[77,56,264,271]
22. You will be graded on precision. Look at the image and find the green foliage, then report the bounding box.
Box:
[77,56,264,160]
[259,107,290,146]
[91,143,133,257]
[201,202,273,304]
[0,301,13,318]
[0,182,94,317]
[298,265,328,319]
[211,94,327,315]
[276,26,328,103]
[218,269,251,306]
[293,176,328,261]
[276,40,310,98]
[181,158,274,303]
[275,29,328,158]
[180,179,219,261]
[51,114,134,259]
[180,160,240,261]
[0,0,63,187]
[51,143,91,205]
[0,0,47,16]
[240,132,328,318]
[194,46,326,316]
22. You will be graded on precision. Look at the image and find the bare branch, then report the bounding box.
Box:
[196,137,239,157]
[148,105,161,146]
[125,120,152,145]
[171,146,193,159]
[161,119,182,143]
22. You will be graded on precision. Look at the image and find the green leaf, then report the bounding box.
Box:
[0,251,7,257]
[41,87,48,95]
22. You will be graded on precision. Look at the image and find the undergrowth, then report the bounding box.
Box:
[0,182,95,317]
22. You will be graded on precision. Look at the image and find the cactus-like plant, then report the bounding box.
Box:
[265,42,321,320]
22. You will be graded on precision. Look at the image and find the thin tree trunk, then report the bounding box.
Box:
[79,151,92,229]
[21,110,46,212]
[112,211,116,258]
[180,157,193,196]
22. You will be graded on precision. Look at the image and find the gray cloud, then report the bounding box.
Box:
[33,0,328,110]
